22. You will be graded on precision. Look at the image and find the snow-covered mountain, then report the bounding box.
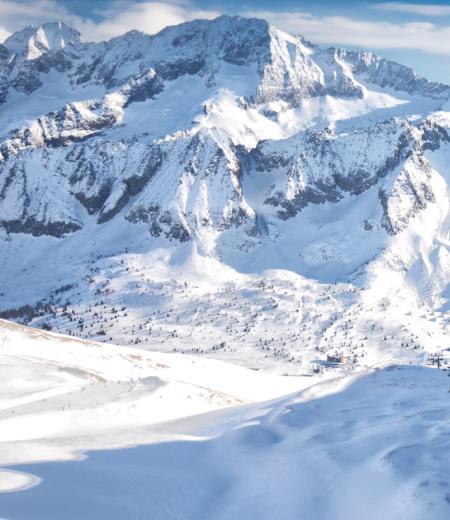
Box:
[1,16,449,373]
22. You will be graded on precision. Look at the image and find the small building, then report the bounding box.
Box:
[327,353,352,365]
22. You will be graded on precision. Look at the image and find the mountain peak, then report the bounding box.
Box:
[4,21,80,59]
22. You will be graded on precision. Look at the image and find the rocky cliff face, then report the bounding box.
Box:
[250,119,449,235]
[0,15,449,249]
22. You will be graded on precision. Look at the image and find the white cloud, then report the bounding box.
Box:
[0,27,11,43]
[0,0,81,31]
[375,2,450,17]
[77,1,220,42]
[245,10,450,55]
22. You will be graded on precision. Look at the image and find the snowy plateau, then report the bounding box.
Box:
[0,14,449,519]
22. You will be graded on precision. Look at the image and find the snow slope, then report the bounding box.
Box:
[0,318,310,494]
[0,318,308,458]
[0,320,449,519]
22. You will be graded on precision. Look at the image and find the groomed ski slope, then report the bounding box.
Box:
[0,320,449,519]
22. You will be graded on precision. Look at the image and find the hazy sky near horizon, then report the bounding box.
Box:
[1,0,450,83]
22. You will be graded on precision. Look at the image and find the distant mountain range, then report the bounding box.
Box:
[1,16,449,373]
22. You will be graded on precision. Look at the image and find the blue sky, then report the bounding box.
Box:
[2,1,450,83]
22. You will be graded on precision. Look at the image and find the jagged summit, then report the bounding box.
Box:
[4,21,81,60]
[1,15,448,105]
